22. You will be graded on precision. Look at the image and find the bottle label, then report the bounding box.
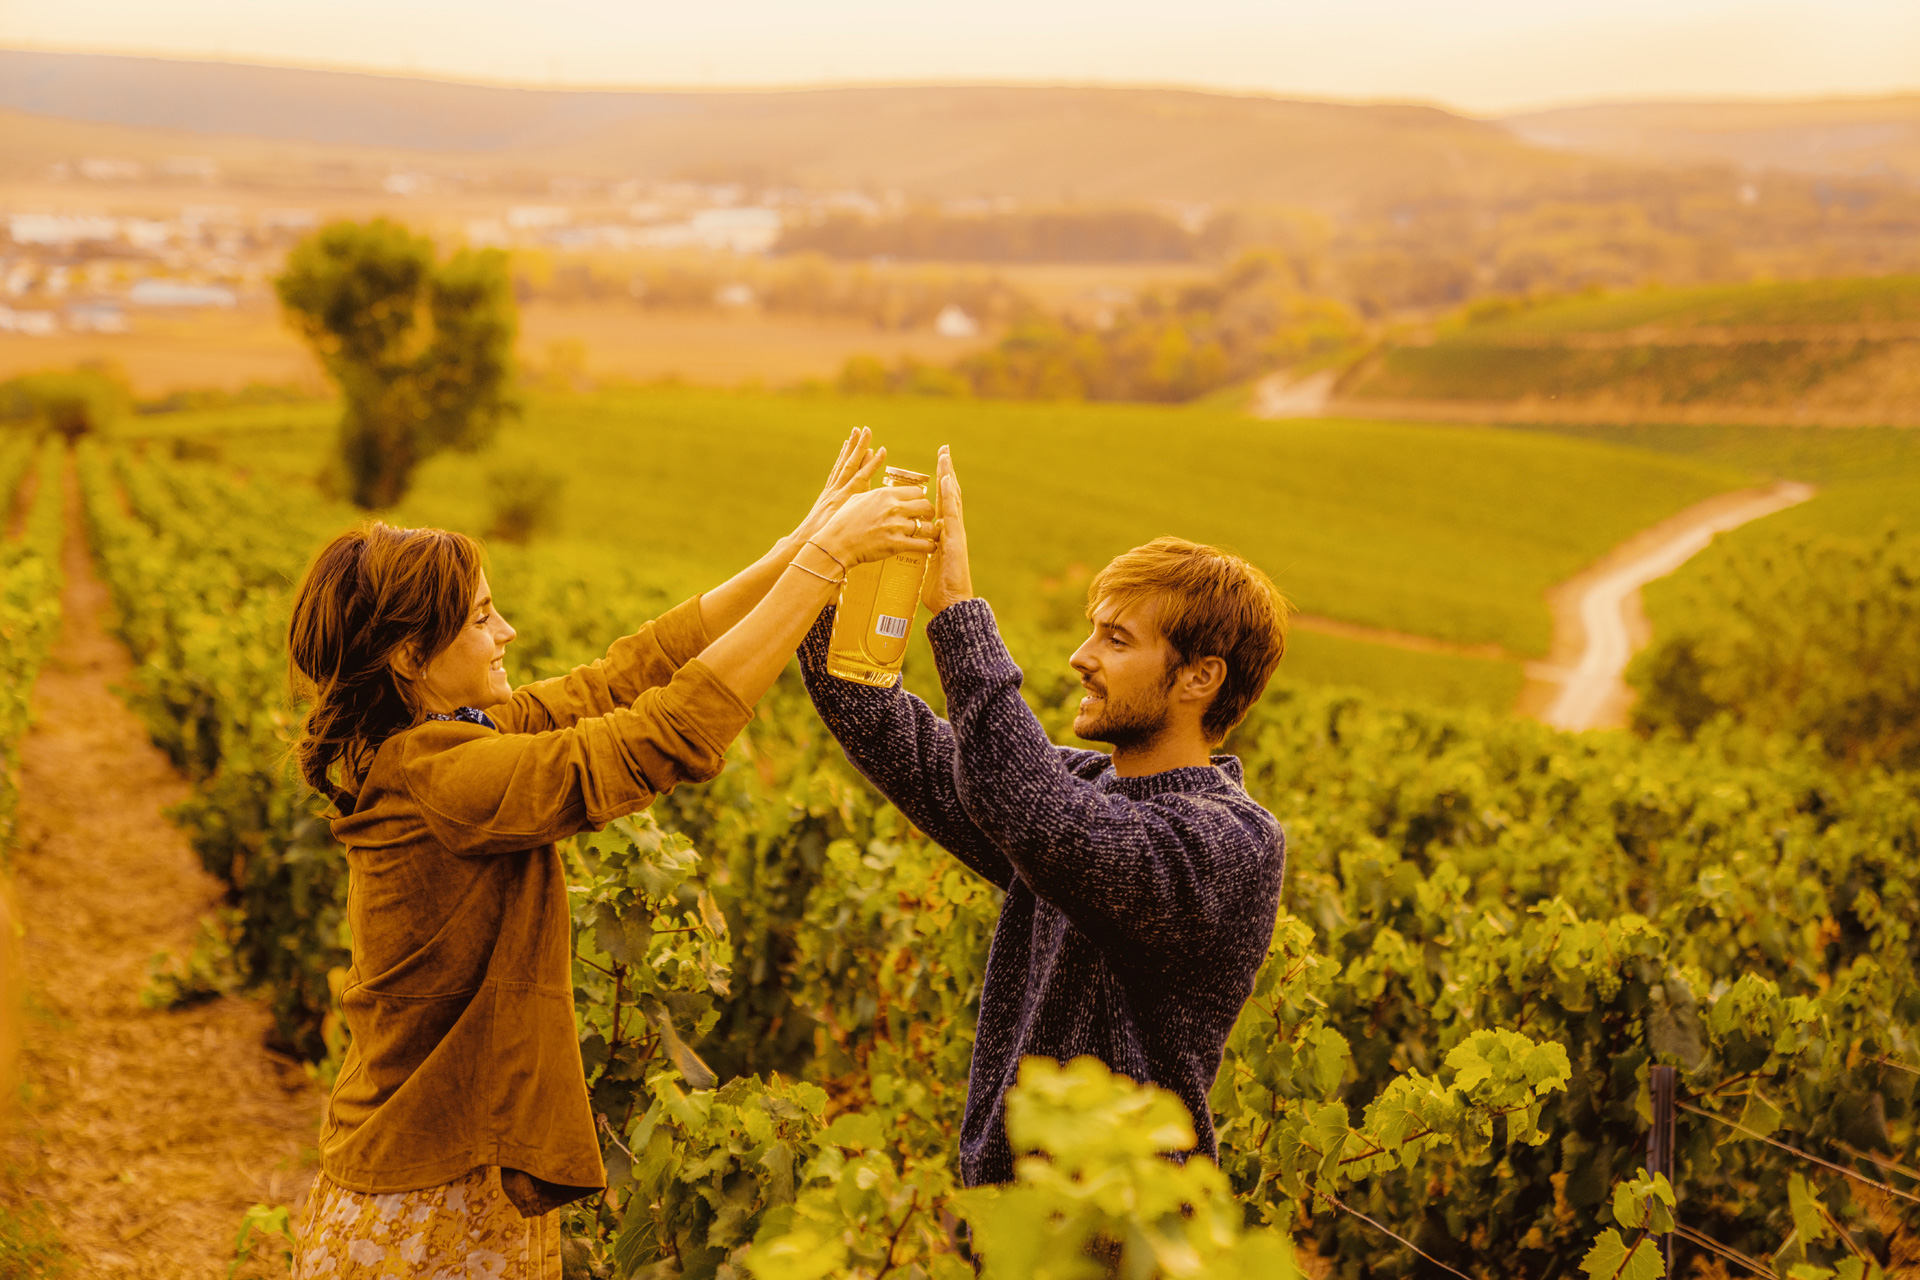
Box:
[874,614,910,640]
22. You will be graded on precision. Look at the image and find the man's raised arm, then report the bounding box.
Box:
[926,599,1275,953]
[796,608,1015,889]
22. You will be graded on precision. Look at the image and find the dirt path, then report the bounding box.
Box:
[1,461,322,1277]
[1525,480,1816,730]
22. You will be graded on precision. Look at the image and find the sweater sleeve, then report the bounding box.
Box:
[928,599,1273,953]
[796,607,1015,890]
[403,658,753,856]
[484,596,711,735]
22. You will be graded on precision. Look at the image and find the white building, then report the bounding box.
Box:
[935,304,980,339]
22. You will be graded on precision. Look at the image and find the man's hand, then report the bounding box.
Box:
[784,427,873,554]
[922,445,975,614]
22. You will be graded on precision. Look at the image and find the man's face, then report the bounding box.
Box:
[1069,595,1180,749]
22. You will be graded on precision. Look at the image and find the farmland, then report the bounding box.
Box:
[1341,275,1920,423]
[24,410,1917,1275]
[7,40,1920,1279]
[127,386,1749,717]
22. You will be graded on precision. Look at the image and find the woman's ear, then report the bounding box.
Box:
[389,643,421,685]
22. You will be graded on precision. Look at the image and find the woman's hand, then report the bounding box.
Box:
[784,428,875,554]
[814,468,937,568]
[922,445,974,614]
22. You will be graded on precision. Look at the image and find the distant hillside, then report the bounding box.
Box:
[1338,276,1920,425]
[0,50,1582,209]
[6,51,1920,314]
[1503,97,1920,182]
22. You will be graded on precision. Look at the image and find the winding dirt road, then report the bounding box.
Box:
[1529,480,1816,730]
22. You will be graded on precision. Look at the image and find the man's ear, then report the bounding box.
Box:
[1178,656,1227,704]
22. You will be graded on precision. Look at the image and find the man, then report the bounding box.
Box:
[796,445,1290,1186]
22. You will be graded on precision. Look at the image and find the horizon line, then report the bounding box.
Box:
[6,41,1920,121]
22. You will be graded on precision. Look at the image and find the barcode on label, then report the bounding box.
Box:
[874,614,910,640]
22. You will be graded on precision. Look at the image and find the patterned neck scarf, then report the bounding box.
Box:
[425,706,498,732]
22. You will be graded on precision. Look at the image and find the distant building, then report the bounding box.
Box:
[128,280,238,307]
[508,206,572,230]
[0,307,58,336]
[66,302,128,333]
[159,156,220,182]
[122,219,175,251]
[631,208,782,254]
[79,157,145,182]
[9,214,119,246]
[934,304,980,339]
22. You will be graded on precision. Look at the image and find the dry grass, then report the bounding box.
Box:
[0,299,1000,397]
[0,467,323,1277]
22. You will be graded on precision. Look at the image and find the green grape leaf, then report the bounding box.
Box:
[1723,1088,1783,1146]
[1612,1180,1647,1231]
[821,1111,887,1152]
[648,1004,716,1090]
[1581,1230,1665,1280]
[1787,1174,1834,1244]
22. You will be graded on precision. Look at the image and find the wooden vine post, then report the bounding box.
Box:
[1647,1064,1677,1272]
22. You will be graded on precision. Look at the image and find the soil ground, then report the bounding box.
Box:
[0,463,321,1278]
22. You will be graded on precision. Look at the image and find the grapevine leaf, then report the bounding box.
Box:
[1581,1230,1666,1280]
[1581,1230,1627,1280]
[1612,1180,1648,1231]
[1787,1174,1833,1244]
[821,1111,886,1151]
[1723,1088,1783,1145]
[648,1004,716,1089]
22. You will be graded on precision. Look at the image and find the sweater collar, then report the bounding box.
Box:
[1101,754,1245,800]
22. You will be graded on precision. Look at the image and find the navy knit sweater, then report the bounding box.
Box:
[798,598,1285,1186]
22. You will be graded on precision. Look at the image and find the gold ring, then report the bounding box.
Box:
[912,518,924,538]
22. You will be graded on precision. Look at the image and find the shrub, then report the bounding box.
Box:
[1631,527,1920,767]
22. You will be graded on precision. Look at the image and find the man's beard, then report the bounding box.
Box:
[1072,679,1174,751]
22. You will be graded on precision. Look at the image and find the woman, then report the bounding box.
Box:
[286,430,933,1277]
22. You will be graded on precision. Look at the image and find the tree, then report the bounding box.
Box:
[0,366,130,440]
[277,219,517,509]
[1631,526,1920,767]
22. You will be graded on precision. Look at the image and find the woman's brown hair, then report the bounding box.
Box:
[288,522,483,810]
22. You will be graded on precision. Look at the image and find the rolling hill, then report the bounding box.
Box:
[0,50,1585,209]
[1337,275,1920,425]
[1503,96,1920,182]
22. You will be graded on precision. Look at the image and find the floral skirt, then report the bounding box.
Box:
[294,1165,563,1278]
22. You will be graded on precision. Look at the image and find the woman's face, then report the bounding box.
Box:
[412,572,517,714]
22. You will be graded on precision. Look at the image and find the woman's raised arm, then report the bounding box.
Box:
[697,449,935,707]
[697,427,876,639]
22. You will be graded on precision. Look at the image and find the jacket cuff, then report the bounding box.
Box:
[654,596,712,668]
[668,658,756,758]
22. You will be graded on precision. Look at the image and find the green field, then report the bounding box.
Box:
[1462,274,1920,338]
[125,387,1749,710]
[1344,275,1920,410]
[1511,419,1920,656]
[1516,419,1920,540]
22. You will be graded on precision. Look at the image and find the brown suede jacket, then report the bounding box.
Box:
[322,595,751,1206]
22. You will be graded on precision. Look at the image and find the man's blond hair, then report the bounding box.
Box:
[1087,536,1291,743]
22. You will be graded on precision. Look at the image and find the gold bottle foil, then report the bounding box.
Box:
[826,465,932,687]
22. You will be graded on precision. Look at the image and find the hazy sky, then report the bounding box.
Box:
[4,0,1917,113]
